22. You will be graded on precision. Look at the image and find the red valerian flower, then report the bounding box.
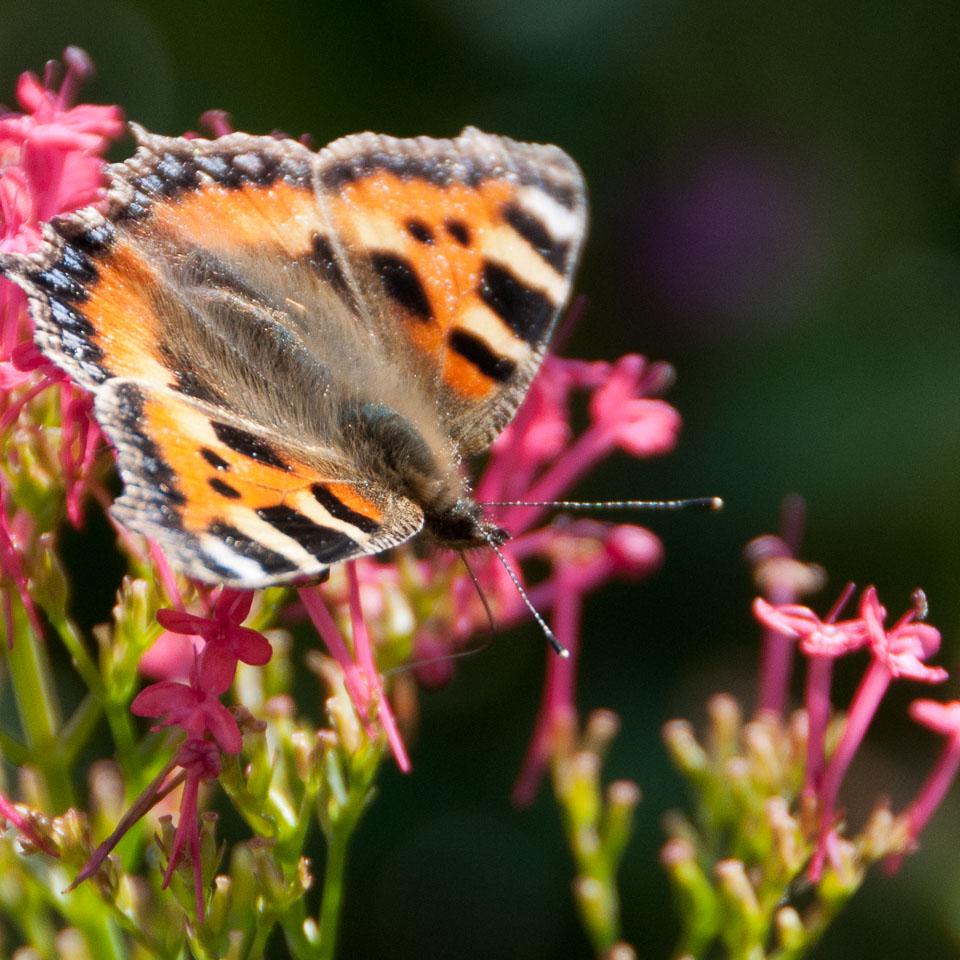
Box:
[300,576,412,772]
[754,584,949,880]
[0,46,124,223]
[0,49,124,634]
[0,789,57,856]
[131,659,243,754]
[155,589,272,695]
[160,738,221,920]
[898,699,960,854]
[71,737,223,920]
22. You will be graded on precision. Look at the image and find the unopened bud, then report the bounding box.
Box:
[601,780,640,866]
[583,709,621,758]
[774,906,804,949]
[206,875,232,934]
[573,875,617,946]
[662,720,708,775]
[707,694,741,758]
[54,927,92,960]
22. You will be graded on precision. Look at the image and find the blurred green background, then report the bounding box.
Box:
[4,0,960,956]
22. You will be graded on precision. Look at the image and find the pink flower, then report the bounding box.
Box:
[155,589,272,696]
[0,789,57,856]
[0,485,43,644]
[474,357,678,802]
[751,596,868,657]
[0,46,124,223]
[0,49,123,549]
[70,737,222,921]
[160,738,221,920]
[807,587,947,880]
[299,576,411,773]
[131,660,242,755]
[897,700,960,852]
[860,587,945,682]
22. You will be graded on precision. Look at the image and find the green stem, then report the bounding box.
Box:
[61,692,103,763]
[317,819,351,960]
[44,607,101,695]
[242,907,279,960]
[103,698,143,782]
[280,898,321,960]
[0,728,28,765]
[4,602,73,805]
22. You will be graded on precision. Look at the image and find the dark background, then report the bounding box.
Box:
[4,0,960,956]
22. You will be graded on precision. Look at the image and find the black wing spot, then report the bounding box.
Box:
[312,484,380,534]
[406,219,434,244]
[201,447,230,470]
[444,219,471,246]
[208,477,242,499]
[257,504,360,563]
[211,421,289,470]
[449,329,517,383]
[478,261,555,345]
[503,203,570,272]
[371,253,433,322]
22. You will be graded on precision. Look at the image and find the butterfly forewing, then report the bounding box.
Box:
[314,127,588,456]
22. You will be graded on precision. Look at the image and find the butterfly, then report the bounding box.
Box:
[0,124,587,588]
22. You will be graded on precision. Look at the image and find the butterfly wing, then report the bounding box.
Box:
[2,127,427,585]
[312,126,588,456]
[0,124,586,585]
[97,379,422,587]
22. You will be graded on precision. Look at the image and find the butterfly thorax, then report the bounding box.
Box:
[341,400,505,549]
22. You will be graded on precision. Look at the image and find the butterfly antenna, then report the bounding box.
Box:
[458,549,498,636]
[481,497,723,512]
[482,533,569,658]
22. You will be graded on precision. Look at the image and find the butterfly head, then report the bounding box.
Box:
[423,497,508,551]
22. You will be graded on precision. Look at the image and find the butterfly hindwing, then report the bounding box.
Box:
[96,378,423,587]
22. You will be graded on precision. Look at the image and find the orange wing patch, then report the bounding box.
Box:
[149,179,321,260]
[96,381,403,587]
[324,172,533,399]
[74,238,171,385]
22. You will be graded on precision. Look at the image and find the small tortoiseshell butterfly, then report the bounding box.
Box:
[0,124,587,587]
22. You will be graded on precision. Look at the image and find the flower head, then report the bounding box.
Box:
[0,46,124,224]
[155,589,272,695]
[131,659,242,755]
[895,699,960,857]
[71,736,223,921]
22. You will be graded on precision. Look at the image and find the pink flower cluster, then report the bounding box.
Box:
[0,48,123,636]
[752,560,958,879]
[318,351,678,801]
[0,48,121,854]
[76,588,272,919]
